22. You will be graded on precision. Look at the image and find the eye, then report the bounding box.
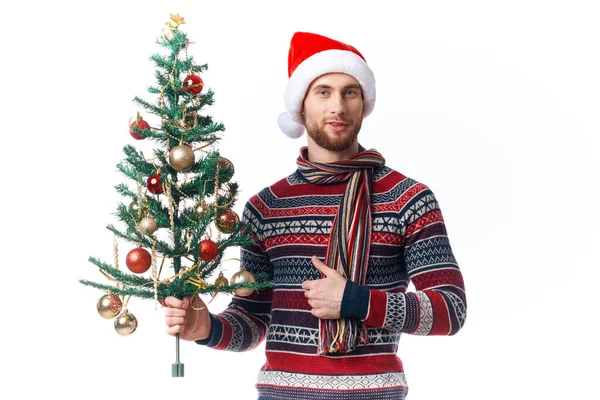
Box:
[345,89,359,97]
[318,89,329,96]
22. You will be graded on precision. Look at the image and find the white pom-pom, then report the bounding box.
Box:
[277,112,305,139]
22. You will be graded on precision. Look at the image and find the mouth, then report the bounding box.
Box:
[326,121,349,132]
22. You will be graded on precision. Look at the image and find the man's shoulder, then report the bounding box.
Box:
[374,165,405,183]
[373,164,420,188]
[372,165,437,204]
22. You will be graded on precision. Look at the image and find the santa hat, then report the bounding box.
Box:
[277,32,376,139]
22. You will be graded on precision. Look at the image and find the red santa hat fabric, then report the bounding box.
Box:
[278,32,376,138]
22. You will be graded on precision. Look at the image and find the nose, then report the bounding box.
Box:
[329,93,347,115]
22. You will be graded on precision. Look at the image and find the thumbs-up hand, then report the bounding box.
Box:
[301,255,347,319]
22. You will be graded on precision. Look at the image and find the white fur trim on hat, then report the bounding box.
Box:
[279,49,376,139]
[277,112,305,139]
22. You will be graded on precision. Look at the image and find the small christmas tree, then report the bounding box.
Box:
[79,14,273,376]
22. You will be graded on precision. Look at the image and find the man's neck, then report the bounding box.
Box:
[306,139,360,163]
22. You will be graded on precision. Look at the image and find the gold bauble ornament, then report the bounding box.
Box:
[194,202,209,218]
[230,266,255,296]
[129,201,142,219]
[138,217,158,234]
[217,157,235,183]
[169,145,195,171]
[97,293,123,319]
[215,209,239,234]
[214,271,229,288]
[114,310,138,336]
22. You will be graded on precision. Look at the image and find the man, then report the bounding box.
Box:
[165,31,467,400]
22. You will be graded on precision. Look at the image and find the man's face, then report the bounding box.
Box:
[302,73,364,152]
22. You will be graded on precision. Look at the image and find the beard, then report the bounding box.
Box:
[305,117,363,152]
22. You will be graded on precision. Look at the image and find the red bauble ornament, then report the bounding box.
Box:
[129,116,150,140]
[183,74,204,95]
[199,239,218,261]
[126,248,152,274]
[215,209,240,234]
[146,173,163,194]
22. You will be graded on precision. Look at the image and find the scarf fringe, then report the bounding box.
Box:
[318,318,369,354]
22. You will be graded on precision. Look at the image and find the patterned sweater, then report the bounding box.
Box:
[197,165,467,400]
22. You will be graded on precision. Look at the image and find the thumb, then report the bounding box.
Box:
[311,255,335,277]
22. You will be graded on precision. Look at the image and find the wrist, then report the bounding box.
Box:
[340,280,370,320]
[195,313,220,346]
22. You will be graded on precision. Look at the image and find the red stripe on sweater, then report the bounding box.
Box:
[257,203,340,218]
[426,290,451,335]
[363,290,387,328]
[214,315,232,350]
[272,289,311,311]
[405,209,444,237]
[396,182,428,211]
[265,234,329,248]
[371,232,402,245]
[373,201,400,212]
[270,181,347,197]
[373,169,406,187]
[411,268,465,291]
[254,200,401,217]
[264,351,404,374]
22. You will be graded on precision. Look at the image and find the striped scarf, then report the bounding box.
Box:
[296,144,386,354]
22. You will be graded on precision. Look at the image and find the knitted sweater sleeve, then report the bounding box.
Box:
[340,184,467,335]
[195,199,274,351]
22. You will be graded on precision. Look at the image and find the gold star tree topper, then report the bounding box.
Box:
[167,13,185,28]
[163,13,186,37]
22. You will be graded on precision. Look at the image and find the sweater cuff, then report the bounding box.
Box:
[194,313,222,347]
[340,280,370,320]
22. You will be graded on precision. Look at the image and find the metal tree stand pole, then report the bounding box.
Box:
[172,333,184,377]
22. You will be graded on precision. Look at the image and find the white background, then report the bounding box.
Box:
[1,1,598,399]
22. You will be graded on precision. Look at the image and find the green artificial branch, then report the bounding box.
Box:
[132,96,163,117]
